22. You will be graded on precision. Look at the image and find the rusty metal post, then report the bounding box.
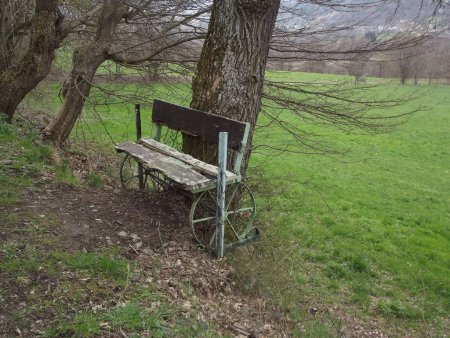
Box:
[216,132,228,258]
[135,104,144,191]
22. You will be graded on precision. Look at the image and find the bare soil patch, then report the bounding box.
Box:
[22,183,190,252]
[1,180,288,337]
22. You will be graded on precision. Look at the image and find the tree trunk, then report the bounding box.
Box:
[42,0,127,144]
[183,0,280,176]
[42,46,105,142]
[0,0,62,122]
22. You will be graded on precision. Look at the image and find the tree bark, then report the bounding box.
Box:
[42,0,127,144]
[183,0,280,175]
[0,0,63,122]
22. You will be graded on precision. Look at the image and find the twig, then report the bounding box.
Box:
[119,327,129,338]
[230,323,251,336]
[129,244,139,255]
[157,221,168,257]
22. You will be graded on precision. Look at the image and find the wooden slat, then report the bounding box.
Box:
[152,100,247,150]
[116,142,212,191]
[115,141,240,192]
[139,138,239,179]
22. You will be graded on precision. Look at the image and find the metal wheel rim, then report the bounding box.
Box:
[189,182,256,250]
[120,154,145,189]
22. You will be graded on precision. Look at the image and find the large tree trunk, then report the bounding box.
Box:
[42,0,127,144]
[0,0,33,73]
[183,0,280,175]
[0,0,62,122]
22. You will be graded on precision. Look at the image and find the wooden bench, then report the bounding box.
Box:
[115,100,259,252]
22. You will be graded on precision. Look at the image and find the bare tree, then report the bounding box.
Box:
[0,0,437,149]
[0,0,103,123]
[415,37,450,84]
[43,0,209,144]
[42,0,128,143]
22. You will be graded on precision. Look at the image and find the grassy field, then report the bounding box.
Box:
[27,72,450,335]
[247,78,450,333]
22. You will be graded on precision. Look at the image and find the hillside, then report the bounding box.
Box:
[1,75,449,337]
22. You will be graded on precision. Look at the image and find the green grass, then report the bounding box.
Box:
[0,116,52,205]
[87,173,103,187]
[60,252,129,283]
[0,114,227,337]
[24,72,450,334]
[0,224,178,337]
[55,160,79,185]
[240,77,449,333]
[45,303,169,337]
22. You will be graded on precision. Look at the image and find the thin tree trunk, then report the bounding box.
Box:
[42,46,105,142]
[0,0,62,122]
[183,0,280,176]
[42,0,127,144]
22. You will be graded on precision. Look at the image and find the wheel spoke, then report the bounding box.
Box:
[190,182,257,252]
[192,216,216,224]
[123,174,140,184]
[226,207,254,216]
[225,217,240,240]
[209,229,217,248]
[225,185,239,210]
[120,154,169,192]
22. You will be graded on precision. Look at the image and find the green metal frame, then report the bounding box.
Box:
[152,121,258,252]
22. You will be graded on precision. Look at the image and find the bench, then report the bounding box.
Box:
[115,100,259,252]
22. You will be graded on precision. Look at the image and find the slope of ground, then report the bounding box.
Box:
[0,117,286,337]
[1,180,287,337]
[0,114,400,337]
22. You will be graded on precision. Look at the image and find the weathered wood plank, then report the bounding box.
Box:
[152,100,247,150]
[139,138,239,179]
[116,141,212,191]
[116,141,240,192]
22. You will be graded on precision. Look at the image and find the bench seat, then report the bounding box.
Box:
[115,141,240,193]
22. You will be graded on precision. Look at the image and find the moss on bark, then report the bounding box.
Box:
[0,1,62,122]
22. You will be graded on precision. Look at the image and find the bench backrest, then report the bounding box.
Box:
[151,99,250,175]
[152,100,248,151]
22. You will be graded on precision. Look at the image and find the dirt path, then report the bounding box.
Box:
[1,180,287,337]
[23,183,190,252]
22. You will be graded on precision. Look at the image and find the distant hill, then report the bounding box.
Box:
[279,0,447,30]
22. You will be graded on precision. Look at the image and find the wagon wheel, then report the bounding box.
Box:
[189,182,257,252]
[119,154,169,192]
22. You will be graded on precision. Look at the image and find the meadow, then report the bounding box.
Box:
[247,77,450,333]
[28,72,450,335]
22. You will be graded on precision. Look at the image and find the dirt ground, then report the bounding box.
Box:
[0,171,394,337]
[22,182,190,252]
[0,177,293,337]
